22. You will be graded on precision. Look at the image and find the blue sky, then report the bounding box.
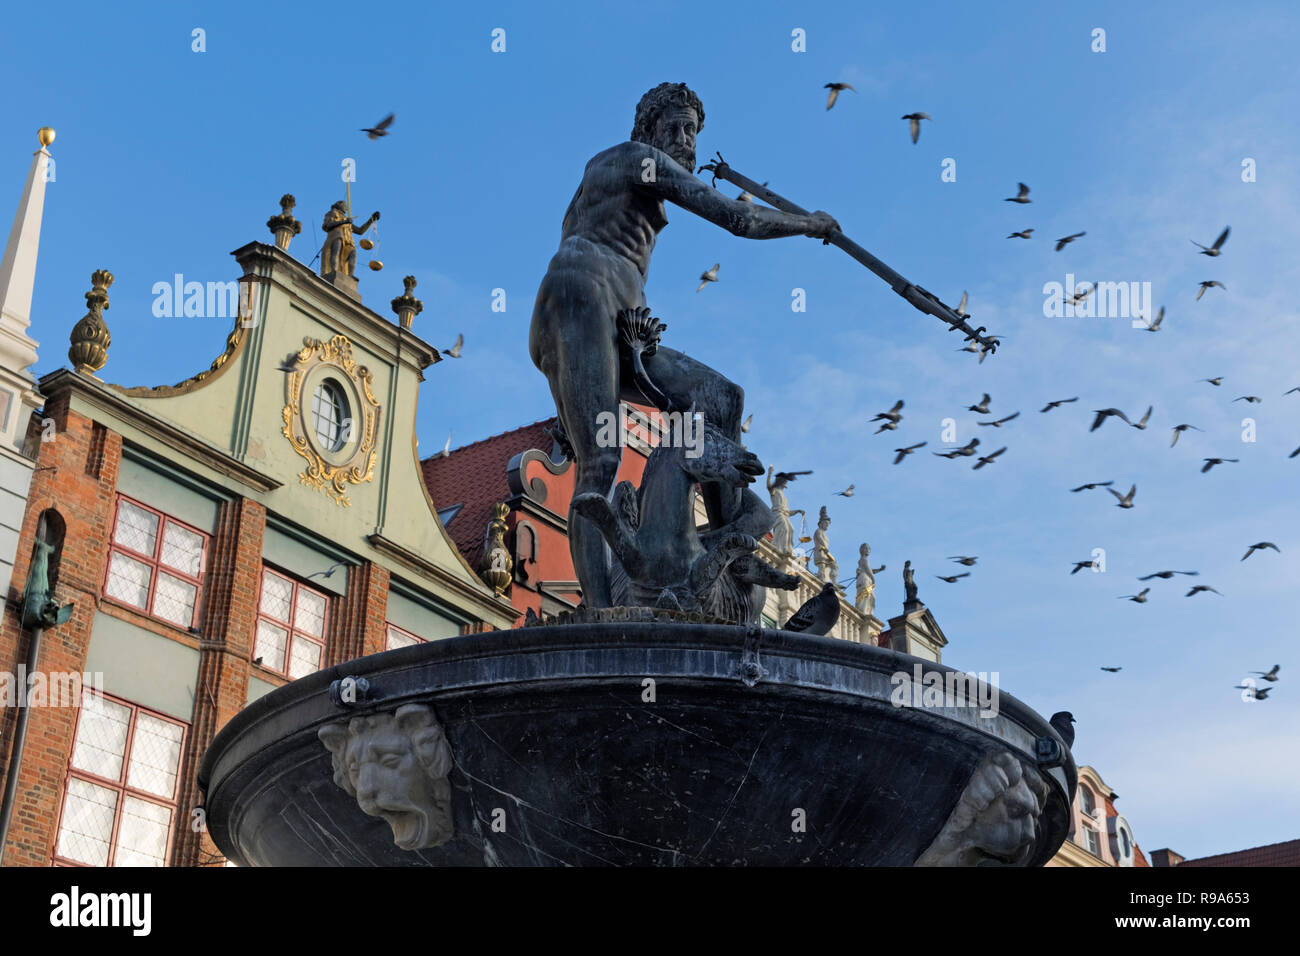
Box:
[4,0,1299,860]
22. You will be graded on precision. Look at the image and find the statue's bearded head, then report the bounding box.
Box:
[632,82,704,171]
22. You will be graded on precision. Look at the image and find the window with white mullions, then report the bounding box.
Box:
[102,495,207,629]
[254,567,329,679]
[54,691,187,867]
[311,379,350,452]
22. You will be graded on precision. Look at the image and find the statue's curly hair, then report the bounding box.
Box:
[631,82,705,144]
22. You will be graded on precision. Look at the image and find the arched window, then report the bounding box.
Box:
[1079,785,1095,817]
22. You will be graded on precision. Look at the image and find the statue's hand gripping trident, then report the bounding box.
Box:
[697,152,1001,354]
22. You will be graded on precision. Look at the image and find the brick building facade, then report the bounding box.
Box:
[0,199,516,867]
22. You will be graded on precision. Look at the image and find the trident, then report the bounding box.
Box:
[697,152,1000,354]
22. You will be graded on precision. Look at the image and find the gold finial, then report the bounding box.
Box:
[479,502,514,596]
[38,127,56,148]
[267,193,302,251]
[69,270,113,374]
[390,275,424,330]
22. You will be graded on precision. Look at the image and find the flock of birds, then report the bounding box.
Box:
[852,379,1292,699]
[715,89,1290,705]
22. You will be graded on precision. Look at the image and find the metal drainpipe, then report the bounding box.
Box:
[0,625,43,866]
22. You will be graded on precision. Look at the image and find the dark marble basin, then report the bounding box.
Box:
[198,622,1075,866]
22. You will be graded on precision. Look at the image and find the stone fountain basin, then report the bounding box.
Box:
[198,623,1075,866]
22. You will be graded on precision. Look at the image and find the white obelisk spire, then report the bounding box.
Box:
[0,128,53,457]
[0,128,54,602]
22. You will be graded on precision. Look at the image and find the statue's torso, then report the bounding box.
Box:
[554,144,667,281]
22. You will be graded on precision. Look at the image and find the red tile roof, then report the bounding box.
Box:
[422,418,557,568]
[1178,837,1300,867]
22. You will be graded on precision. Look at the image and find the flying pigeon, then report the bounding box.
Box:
[360,112,395,139]
[1070,560,1097,574]
[697,263,720,292]
[1007,228,1034,239]
[1201,377,1223,386]
[893,442,927,464]
[1070,481,1113,492]
[1186,585,1222,596]
[1138,570,1198,580]
[901,112,932,144]
[1090,408,1133,431]
[1120,588,1150,603]
[1041,397,1078,413]
[967,393,992,414]
[934,438,980,459]
[948,556,979,566]
[1140,306,1165,332]
[935,573,971,583]
[1241,542,1280,561]
[1201,458,1239,473]
[824,82,855,110]
[1004,182,1032,204]
[972,447,1007,470]
[741,414,753,433]
[1055,232,1086,251]
[1129,405,1153,430]
[835,484,855,497]
[1252,665,1280,682]
[978,412,1020,428]
[442,333,464,358]
[872,400,905,426]
[1100,666,1122,673]
[1170,424,1202,447]
[1191,226,1230,257]
[771,469,812,484]
[1234,395,1262,404]
[307,561,349,580]
[1108,484,1137,508]
[1196,280,1226,300]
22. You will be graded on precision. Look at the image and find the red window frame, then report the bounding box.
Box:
[385,622,426,650]
[254,566,330,678]
[102,494,208,630]
[52,690,189,868]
